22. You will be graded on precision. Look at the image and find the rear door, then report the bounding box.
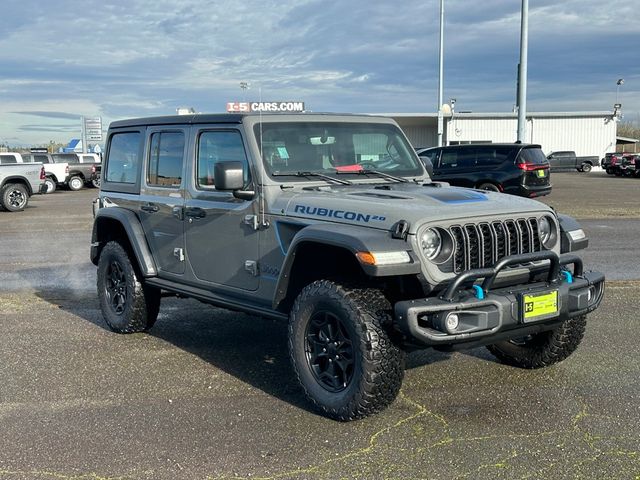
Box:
[138,128,188,276]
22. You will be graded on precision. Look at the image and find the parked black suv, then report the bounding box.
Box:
[416,144,551,197]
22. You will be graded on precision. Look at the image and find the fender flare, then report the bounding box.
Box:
[558,214,588,253]
[90,207,157,277]
[272,223,421,308]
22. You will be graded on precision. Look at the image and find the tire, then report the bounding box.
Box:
[0,183,29,212]
[97,241,161,333]
[91,176,101,188]
[486,315,587,369]
[614,170,622,177]
[44,177,56,194]
[288,280,405,421]
[68,176,84,191]
[477,183,500,192]
[581,162,592,173]
[606,167,614,175]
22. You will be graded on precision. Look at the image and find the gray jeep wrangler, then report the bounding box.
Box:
[91,113,605,420]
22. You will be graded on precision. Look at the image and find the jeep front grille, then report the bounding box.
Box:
[449,218,541,273]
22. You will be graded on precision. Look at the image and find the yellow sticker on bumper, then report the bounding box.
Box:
[523,291,558,320]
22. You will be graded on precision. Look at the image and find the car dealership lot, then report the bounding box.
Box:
[0,173,639,479]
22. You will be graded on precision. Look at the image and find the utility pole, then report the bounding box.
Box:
[516,0,529,142]
[437,0,445,147]
[81,116,87,154]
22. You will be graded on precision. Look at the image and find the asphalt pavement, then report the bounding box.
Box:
[0,173,639,479]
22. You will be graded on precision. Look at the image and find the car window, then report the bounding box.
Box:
[52,154,78,163]
[418,150,437,162]
[440,151,458,168]
[147,132,185,188]
[197,130,250,189]
[518,148,548,165]
[0,154,17,164]
[105,132,141,184]
[474,147,511,166]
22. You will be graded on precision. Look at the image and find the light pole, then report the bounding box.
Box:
[616,78,624,104]
[516,0,529,143]
[240,81,250,103]
[436,0,445,147]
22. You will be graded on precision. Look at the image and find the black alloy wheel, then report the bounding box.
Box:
[97,241,161,333]
[305,310,355,392]
[289,280,405,420]
[105,260,127,315]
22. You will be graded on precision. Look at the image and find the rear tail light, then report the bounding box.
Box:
[517,162,547,171]
[65,165,69,174]
[40,167,46,180]
[91,164,96,173]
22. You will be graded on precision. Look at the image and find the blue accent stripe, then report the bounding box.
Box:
[425,190,489,204]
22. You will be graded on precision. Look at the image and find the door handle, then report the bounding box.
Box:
[185,207,206,219]
[140,203,159,213]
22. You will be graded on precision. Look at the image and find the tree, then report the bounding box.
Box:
[617,122,640,140]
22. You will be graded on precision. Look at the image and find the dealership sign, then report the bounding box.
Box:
[226,101,305,113]
[83,116,103,141]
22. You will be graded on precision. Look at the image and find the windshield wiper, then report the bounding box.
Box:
[272,171,352,185]
[335,169,409,183]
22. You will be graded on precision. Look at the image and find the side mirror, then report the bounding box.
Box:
[214,161,245,191]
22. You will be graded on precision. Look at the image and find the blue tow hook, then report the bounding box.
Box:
[472,285,485,300]
[562,270,573,284]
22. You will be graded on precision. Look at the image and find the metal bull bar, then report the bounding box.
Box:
[440,250,582,301]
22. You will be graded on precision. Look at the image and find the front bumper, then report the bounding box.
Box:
[395,251,605,347]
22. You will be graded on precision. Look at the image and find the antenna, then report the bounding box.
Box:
[258,85,267,228]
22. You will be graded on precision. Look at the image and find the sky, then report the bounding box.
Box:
[0,0,638,147]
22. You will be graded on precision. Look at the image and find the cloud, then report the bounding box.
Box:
[12,111,82,120]
[0,0,638,145]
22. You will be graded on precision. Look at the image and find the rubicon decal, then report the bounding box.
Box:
[294,205,386,223]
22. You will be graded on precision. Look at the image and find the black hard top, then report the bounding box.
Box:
[421,143,541,151]
[109,113,245,129]
[108,112,378,129]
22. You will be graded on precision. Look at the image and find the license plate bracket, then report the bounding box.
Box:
[520,290,559,323]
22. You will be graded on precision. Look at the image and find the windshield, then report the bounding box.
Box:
[254,121,425,180]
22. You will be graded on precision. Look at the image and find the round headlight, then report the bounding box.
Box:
[538,216,557,248]
[421,228,442,259]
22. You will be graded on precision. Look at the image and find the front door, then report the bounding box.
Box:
[138,128,188,275]
[184,128,259,291]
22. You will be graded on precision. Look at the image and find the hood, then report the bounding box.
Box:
[271,183,553,233]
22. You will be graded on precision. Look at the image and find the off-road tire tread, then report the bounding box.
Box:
[289,280,405,421]
[97,241,161,334]
[487,315,587,369]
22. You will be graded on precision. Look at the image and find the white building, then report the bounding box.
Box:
[388,111,618,158]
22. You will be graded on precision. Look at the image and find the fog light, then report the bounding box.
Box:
[445,313,459,333]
